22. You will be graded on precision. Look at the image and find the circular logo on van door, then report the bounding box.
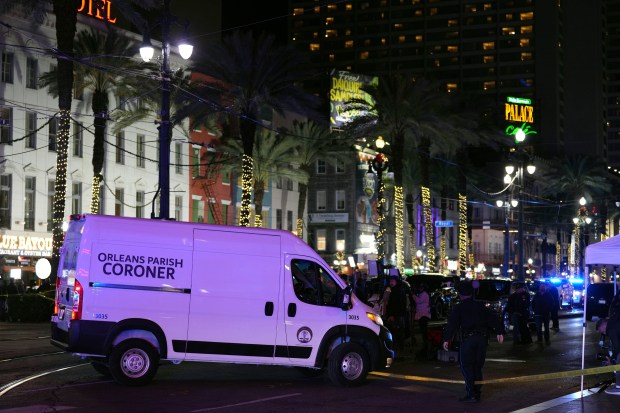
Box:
[297,327,313,343]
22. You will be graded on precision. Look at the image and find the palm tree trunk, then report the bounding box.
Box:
[406,192,416,268]
[420,137,434,271]
[50,0,78,277]
[91,92,108,214]
[440,188,447,273]
[392,134,405,273]
[297,182,308,239]
[254,180,265,227]
[239,118,257,227]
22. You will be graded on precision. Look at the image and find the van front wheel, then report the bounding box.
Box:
[109,339,159,386]
[328,342,369,386]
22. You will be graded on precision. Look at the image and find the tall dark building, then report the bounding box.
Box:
[289,0,612,163]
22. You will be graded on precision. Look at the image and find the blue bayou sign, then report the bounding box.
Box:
[434,220,453,227]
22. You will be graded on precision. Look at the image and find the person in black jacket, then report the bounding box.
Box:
[506,283,532,344]
[532,282,555,344]
[442,281,505,403]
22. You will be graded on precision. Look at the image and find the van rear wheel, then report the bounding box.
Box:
[328,342,369,386]
[109,339,159,386]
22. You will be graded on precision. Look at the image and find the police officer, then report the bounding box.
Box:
[442,281,505,402]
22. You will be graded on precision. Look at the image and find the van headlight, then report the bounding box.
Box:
[367,312,384,326]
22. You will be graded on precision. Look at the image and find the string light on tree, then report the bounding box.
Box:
[52,111,70,262]
[239,154,253,227]
[422,186,434,271]
[395,186,404,273]
[458,193,468,276]
[90,174,102,214]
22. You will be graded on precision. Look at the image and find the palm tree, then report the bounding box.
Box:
[41,28,151,214]
[282,120,352,239]
[175,31,320,227]
[216,129,308,227]
[0,0,155,274]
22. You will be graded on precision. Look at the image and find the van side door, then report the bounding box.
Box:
[277,257,347,366]
[184,229,281,363]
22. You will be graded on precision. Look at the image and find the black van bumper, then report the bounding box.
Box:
[51,320,115,355]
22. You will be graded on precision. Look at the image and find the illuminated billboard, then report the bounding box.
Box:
[504,96,537,142]
[330,70,378,129]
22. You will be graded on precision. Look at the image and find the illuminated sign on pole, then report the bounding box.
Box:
[329,70,377,129]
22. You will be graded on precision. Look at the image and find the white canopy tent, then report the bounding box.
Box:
[580,235,620,393]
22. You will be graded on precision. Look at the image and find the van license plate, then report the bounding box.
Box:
[58,308,65,320]
[598,299,606,304]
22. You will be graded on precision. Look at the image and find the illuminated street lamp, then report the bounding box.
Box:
[333,241,347,274]
[367,137,389,264]
[139,0,193,219]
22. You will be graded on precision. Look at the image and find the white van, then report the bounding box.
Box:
[51,215,393,386]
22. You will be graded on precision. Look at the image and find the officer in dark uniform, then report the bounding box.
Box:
[442,281,505,402]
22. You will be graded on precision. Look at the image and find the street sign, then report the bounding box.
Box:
[434,220,453,227]
[0,118,9,125]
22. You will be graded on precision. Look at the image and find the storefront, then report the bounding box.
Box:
[1,232,53,288]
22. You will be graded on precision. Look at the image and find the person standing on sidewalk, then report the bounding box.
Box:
[532,283,554,344]
[442,281,505,403]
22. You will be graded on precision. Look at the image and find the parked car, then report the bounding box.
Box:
[406,273,460,320]
[585,283,618,321]
[569,278,585,308]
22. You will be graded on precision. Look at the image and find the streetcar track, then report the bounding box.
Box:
[0,351,65,363]
[0,363,89,397]
[0,336,51,342]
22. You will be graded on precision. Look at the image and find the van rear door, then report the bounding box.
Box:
[183,229,281,363]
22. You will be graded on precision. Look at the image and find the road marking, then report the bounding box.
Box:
[486,358,527,363]
[0,364,88,397]
[191,393,302,412]
[510,388,599,413]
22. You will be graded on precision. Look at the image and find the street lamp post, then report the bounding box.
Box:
[503,152,535,281]
[573,197,592,278]
[368,137,389,264]
[496,197,519,278]
[139,0,193,219]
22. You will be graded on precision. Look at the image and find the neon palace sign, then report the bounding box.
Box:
[505,96,537,140]
[77,0,117,24]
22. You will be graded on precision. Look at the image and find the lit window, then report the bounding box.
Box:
[398,35,405,43]
[325,17,334,25]
[429,8,438,16]
[381,37,387,45]
[483,55,494,63]
[310,43,320,51]
[415,10,422,17]
[434,59,440,67]
[521,52,533,61]
[345,40,354,48]
[520,12,534,20]
[483,42,495,50]
[328,4,337,11]
[465,5,477,12]
[502,27,516,35]
[293,8,304,15]
[447,45,458,53]
[415,35,423,42]
[360,51,369,59]
[448,19,458,27]
[329,53,335,62]
[483,81,496,90]
[316,229,327,251]
[394,23,403,29]
[325,30,337,37]
[446,83,458,93]
[521,25,533,34]
[520,38,530,47]
[314,6,320,13]
[346,4,353,11]
[505,13,513,21]
[484,3,493,10]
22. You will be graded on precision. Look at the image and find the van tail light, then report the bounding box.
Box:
[71,280,83,320]
[53,277,60,316]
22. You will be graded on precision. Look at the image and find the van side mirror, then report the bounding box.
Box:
[340,286,352,311]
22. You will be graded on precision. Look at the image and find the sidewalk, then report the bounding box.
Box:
[511,387,619,413]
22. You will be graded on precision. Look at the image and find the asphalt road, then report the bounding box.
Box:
[0,312,617,413]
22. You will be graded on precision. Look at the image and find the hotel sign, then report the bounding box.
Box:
[78,0,117,24]
[308,213,349,223]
